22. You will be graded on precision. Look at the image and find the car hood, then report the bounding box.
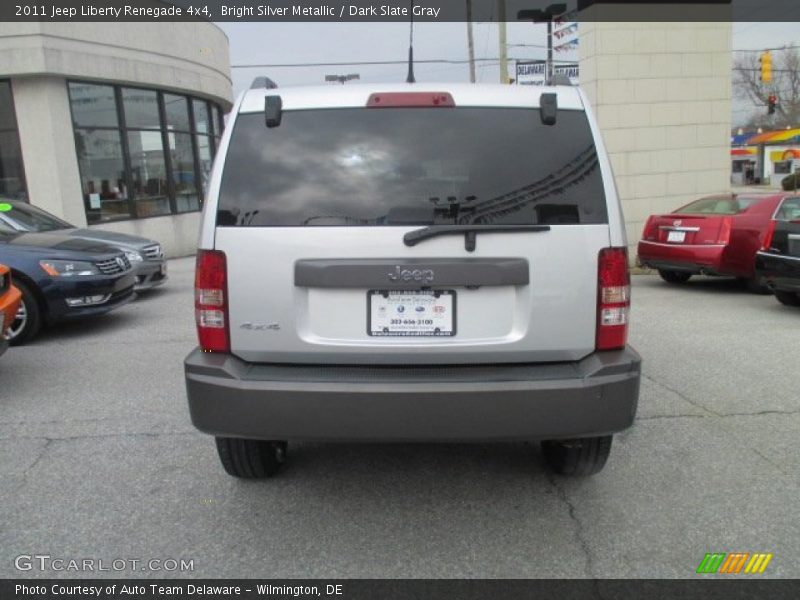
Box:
[0,231,120,256]
[63,228,158,250]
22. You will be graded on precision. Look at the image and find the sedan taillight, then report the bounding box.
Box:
[761,219,777,252]
[717,216,733,245]
[195,250,229,353]
[596,247,630,351]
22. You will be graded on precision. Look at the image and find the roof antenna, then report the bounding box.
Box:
[406,0,416,83]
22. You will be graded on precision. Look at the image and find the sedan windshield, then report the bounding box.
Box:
[0,201,73,232]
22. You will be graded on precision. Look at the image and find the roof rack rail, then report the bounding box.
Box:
[250,76,278,90]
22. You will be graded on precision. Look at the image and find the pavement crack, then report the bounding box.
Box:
[642,374,793,477]
[545,472,599,585]
[8,438,53,494]
[0,431,197,443]
[638,414,707,421]
[642,374,720,417]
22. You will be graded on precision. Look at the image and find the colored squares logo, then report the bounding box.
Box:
[697,553,773,574]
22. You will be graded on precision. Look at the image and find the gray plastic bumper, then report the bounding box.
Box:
[184,347,641,442]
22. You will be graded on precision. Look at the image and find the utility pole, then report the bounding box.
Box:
[466,0,476,83]
[498,0,508,84]
[546,19,553,84]
[517,3,566,86]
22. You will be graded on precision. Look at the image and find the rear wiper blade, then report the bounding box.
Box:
[403,224,551,252]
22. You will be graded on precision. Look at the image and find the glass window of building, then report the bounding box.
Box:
[122,88,161,130]
[0,81,27,200]
[74,129,130,222]
[68,81,223,223]
[127,130,170,217]
[69,83,119,129]
[170,132,200,213]
[164,94,191,132]
[192,99,212,135]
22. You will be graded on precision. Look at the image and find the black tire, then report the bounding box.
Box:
[658,270,692,284]
[215,437,287,478]
[774,290,800,307]
[541,435,613,476]
[741,276,771,295]
[8,280,42,346]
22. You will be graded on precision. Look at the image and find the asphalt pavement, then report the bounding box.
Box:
[1,258,798,578]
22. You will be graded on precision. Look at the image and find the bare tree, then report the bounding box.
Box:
[734,47,800,129]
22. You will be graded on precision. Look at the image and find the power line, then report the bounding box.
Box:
[733,44,800,53]
[233,57,576,69]
[734,68,798,73]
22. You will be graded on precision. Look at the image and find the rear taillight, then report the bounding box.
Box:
[596,247,630,351]
[717,216,732,245]
[195,250,229,353]
[761,219,777,251]
[642,216,656,240]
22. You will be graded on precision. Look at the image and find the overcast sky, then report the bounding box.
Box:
[218,22,799,125]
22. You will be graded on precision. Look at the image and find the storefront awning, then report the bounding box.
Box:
[746,128,800,145]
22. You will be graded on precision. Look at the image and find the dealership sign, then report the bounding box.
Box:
[515,61,579,86]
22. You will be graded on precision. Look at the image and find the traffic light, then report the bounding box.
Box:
[768,94,777,115]
[760,51,772,83]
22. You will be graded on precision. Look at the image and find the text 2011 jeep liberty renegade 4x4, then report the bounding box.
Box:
[185,80,641,478]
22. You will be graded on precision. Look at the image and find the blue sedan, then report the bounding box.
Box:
[0,225,136,344]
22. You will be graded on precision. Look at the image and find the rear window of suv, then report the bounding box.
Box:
[217,107,607,227]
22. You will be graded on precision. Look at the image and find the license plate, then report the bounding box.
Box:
[667,230,686,243]
[368,290,455,337]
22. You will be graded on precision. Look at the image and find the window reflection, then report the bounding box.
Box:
[69,83,119,128]
[164,94,191,132]
[170,132,200,213]
[196,134,212,197]
[122,88,160,130]
[127,130,170,217]
[193,99,211,135]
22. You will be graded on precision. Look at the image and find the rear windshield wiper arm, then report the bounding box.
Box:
[403,224,551,252]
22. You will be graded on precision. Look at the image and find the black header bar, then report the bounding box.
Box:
[2,0,799,22]
[2,579,800,600]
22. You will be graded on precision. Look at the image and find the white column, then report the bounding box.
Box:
[12,75,87,227]
[580,19,733,257]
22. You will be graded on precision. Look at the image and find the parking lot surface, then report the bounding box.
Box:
[1,257,798,578]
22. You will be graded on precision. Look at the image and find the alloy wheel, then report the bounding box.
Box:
[7,300,27,341]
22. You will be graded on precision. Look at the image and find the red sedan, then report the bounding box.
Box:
[637,193,785,292]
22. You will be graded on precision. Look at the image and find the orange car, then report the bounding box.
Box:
[0,263,22,356]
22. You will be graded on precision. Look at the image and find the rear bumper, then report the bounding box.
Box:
[184,346,642,442]
[755,251,800,293]
[638,240,726,274]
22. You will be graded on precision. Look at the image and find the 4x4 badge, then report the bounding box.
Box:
[240,322,281,331]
